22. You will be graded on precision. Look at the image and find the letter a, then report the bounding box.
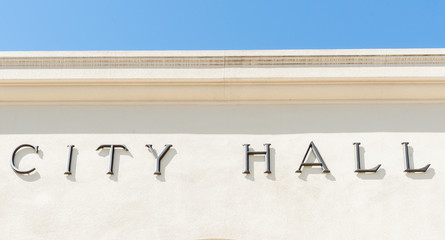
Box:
[296,141,330,173]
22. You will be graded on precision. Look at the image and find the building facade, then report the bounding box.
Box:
[0,49,444,239]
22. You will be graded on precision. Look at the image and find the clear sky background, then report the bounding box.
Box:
[0,0,444,51]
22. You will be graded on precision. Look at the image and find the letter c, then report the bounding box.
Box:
[11,144,39,174]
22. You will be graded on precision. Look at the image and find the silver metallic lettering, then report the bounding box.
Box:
[146,144,173,175]
[296,141,330,173]
[353,142,381,173]
[242,143,271,174]
[64,145,75,175]
[402,142,430,173]
[96,145,129,175]
[11,144,39,174]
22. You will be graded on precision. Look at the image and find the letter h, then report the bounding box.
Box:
[243,144,271,174]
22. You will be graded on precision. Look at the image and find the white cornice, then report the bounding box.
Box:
[1,49,445,105]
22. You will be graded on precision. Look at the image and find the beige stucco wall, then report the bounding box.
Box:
[0,50,444,239]
[0,104,443,240]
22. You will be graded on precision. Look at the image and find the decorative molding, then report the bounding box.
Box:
[2,54,445,68]
[1,49,445,105]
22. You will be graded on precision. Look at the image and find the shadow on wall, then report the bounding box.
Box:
[1,104,445,134]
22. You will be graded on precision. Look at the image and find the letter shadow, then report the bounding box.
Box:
[155,148,177,182]
[198,238,234,240]
[406,168,435,179]
[405,146,435,179]
[297,151,335,181]
[65,148,79,182]
[15,147,43,182]
[356,168,386,180]
[356,146,386,180]
[244,147,275,181]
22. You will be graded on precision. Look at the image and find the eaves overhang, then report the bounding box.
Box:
[1,49,445,105]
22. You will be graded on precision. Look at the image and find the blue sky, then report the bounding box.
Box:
[0,0,444,51]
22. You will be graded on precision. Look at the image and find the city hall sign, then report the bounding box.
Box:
[10,141,431,177]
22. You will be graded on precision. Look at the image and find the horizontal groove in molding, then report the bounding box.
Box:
[1,78,445,86]
[2,55,445,68]
[2,99,445,106]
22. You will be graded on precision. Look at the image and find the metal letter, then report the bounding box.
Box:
[242,143,271,174]
[402,142,430,173]
[96,145,129,175]
[146,144,173,175]
[11,144,39,174]
[353,142,381,173]
[296,141,330,173]
[65,145,75,175]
